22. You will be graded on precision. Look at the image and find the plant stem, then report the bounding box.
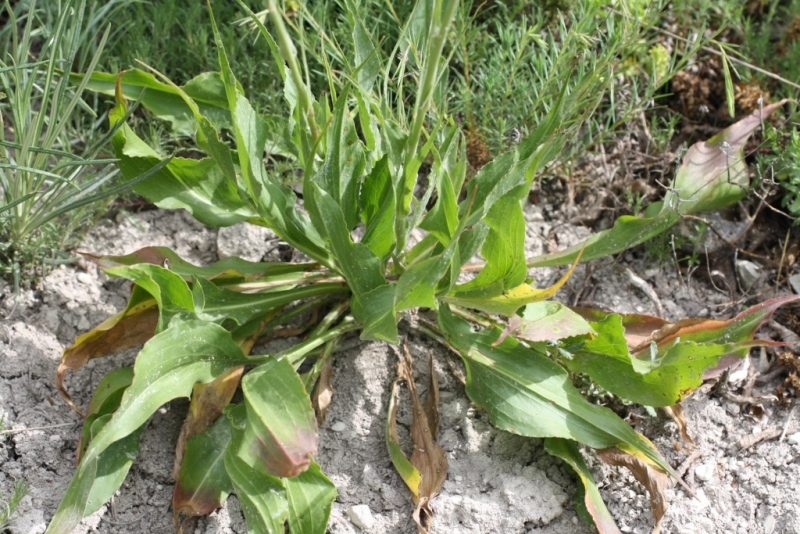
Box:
[267,0,319,143]
[261,315,358,366]
[395,0,461,258]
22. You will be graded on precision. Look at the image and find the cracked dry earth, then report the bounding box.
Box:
[1,206,799,534]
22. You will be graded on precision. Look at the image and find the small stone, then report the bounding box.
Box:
[695,462,715,482]
[331,421,347,433]
[346,505,375,530]
[790,273,800,295]
[787,432,800,445]
[735,260,761,291]
[49,434,61,442]
[77,316,90,331]
[76,272,93,285]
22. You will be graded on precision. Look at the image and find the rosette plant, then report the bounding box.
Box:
[47,1,798,533]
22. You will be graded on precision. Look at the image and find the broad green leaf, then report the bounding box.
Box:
[528,100,789,267]
[311,86,365,230]
[84,414,145,516]
[565,296,800,406]
[495,302,595,345]
[309,183,395,340]
[354,283,399,343]
[239,357,318,478]
[443,249,582,316]
[47,320,251,533]
[347,1,380,93]
[225,405,288,534]
[108,84,255,227]
[104,264,194,331]
[72,69,230,135]
[79,368,134,460]
[85,245,311,283]
[173,415,233,523]
[453,191,527,295]
[437,306,674,474]
[284,462,337,534]
[566,315,746,407]
[545,438,621,534]
[192,277,348,327]
[360,155,396,259]
[209,13,333,267]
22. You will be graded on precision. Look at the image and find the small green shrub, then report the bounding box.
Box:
[46,2,798,533]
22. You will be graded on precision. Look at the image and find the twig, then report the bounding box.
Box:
[779,404,798,442]
[739,429,782,451]
[623,267,664,317]
[0,422,75,436]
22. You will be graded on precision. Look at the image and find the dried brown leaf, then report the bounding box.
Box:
[598,447,671,534]
[57,302,159,415]
[312,360,334,424]
[400,344,448,534]
[172,366,244,482]
[662,403,695,448]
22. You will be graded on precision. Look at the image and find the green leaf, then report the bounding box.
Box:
[360,155,396,259]
[347,1,380,93]
[73,69,230,135]
[104,264,194,331]
[354,283,399,343]
[567,315,738,407]
[496,302,596,344]
[284,462,337,534]
[545,438,621,534]
[453,191,527,295]
[85,245,311,283]
[208,11,333,267]
[565,296,800,407]
[238,357,318,478]
[312,86,365,230]
[47,320,251,533]
[173,415,233,522]
[225,405,289,534]
[437,306,674,474]
[310,183,394,340]
[192,277,348,327]
[109,119,255,227]
[528,100,789,267]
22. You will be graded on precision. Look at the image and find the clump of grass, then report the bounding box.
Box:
[0,478,28,531]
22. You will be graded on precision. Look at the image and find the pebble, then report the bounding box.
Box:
[331,421,347,433]
[346,505,375,530]
[789,273,800,294]
[76,272,93,285]
[695,462,715,482]
[787,432,800,445]
[49,435,61,442]
[735,260,761,291]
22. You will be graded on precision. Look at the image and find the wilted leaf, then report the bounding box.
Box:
[545,438,621,534]
[527,100,789,267]
[57,286,158,415]
[48,320,251,534]
[238,357,318,478]
[311,361,334,425]
[173,415,234,529]
[662,404,695,447]
[495,301,595,346]
[598,446,672,534]
[172,366,244,481]
[386,346,448,534]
